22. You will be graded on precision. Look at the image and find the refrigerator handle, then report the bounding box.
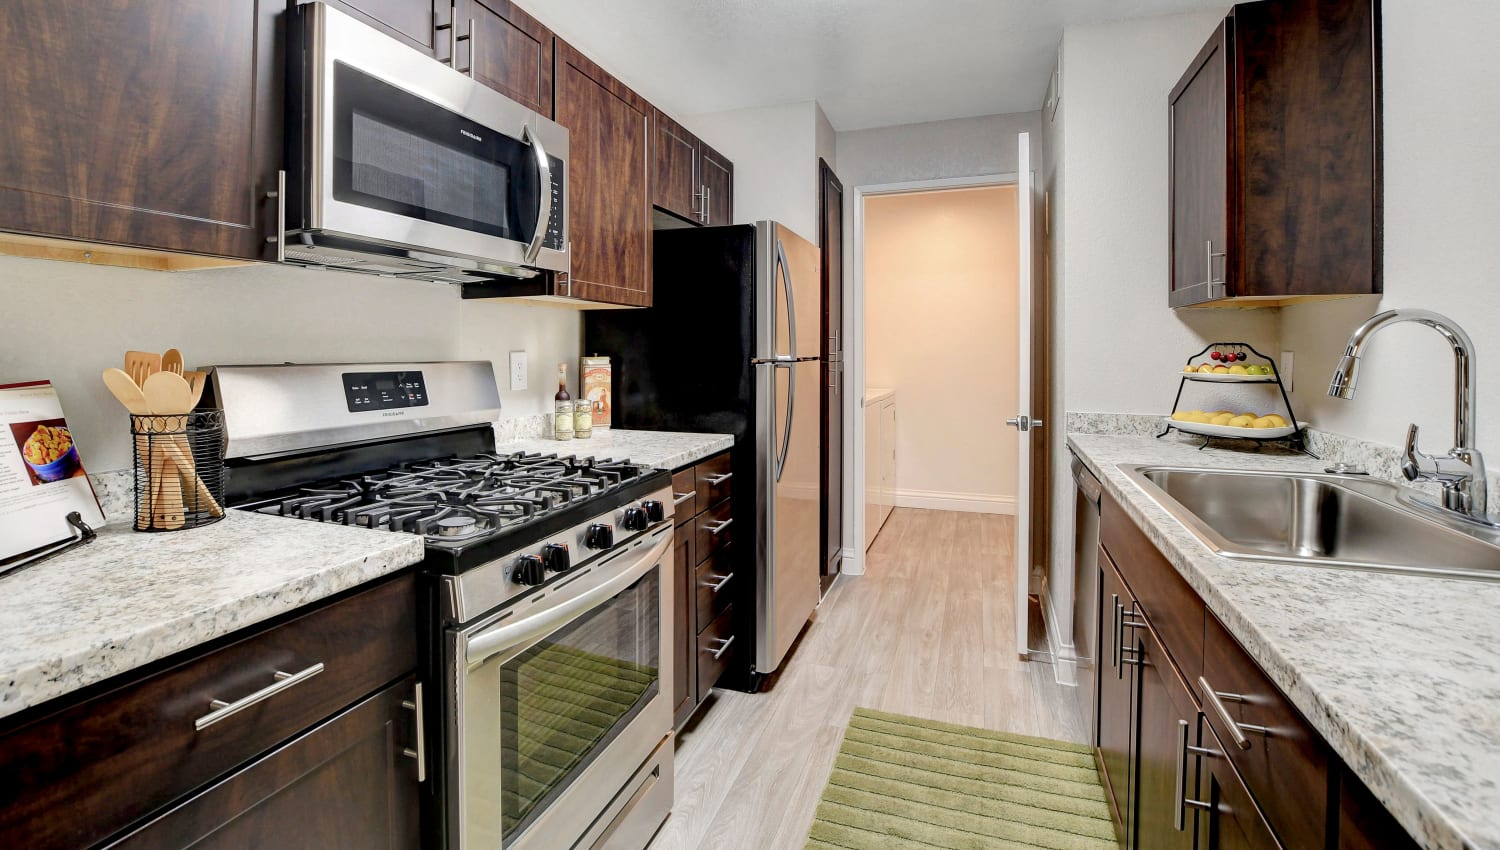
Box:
[776,239,797,360]
[776,362,795,482]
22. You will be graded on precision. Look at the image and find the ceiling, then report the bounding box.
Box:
[524,0,1231,131]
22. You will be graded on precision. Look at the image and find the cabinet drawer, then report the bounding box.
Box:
[695,545,734,630]
[1102,492,1205,689]
[695,453,733,508]
[696,604,735,702]
[695,498,733,563]
[671,468,697,519]
[0,574,416,850]
[1201,613,1328,850]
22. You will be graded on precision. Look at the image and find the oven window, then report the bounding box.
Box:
[500,568,660,840]
[331,62,542,241]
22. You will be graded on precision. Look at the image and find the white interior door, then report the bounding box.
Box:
[1007,133,1037,658]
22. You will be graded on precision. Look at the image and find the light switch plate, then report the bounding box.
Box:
[1279,350,1294,392]
[509,351,528,391]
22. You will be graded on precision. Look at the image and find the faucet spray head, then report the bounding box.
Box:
[1328,353,1361,400]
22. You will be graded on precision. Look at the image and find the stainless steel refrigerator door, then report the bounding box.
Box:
[753,222,822,363]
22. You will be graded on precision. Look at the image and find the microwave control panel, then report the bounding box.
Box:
[343,371,429,412]
[543,156,566,251]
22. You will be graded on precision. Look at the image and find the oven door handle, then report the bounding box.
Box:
[465,529,671,667]
[523,122,552,265]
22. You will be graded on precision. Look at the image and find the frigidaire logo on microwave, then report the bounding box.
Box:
[460,129,482,142]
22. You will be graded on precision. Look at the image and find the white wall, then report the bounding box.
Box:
[0,255,580,471]
[684,101,824,241]
[1280,0,1500,456]
[865,186,1020,511]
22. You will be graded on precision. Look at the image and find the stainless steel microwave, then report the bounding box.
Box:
[280,3,568,283]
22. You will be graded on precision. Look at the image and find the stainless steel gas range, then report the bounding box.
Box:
[206,361,675,850]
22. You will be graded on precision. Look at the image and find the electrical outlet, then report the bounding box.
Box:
[1280,350,1294,392]
[509,351,528,391]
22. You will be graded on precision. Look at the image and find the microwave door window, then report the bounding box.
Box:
[332,62,542,243]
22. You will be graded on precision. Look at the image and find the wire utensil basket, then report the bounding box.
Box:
[130,411,226,531]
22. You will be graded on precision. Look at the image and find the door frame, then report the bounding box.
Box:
[845,172,1020,578]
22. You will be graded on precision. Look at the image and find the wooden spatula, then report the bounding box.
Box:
[161,348,185,376]
[124,350,161,388]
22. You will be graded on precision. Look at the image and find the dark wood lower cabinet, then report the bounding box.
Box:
[104,677,421,850]
[672,522,696,727]
[1194,719,1284,850]
[671,450,735,728]
[1133,624,1197,850]
[1096,549,1136,842]
[1336,766,1421,850]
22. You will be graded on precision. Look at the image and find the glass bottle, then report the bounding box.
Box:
[554,363,573,440]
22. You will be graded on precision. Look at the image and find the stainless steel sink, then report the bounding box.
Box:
[1121,465,1500,582]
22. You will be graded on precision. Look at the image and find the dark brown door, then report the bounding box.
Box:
[321,0,441,57]
[700,145,734,226]
[1134,624,1198,850]
[652,110,701,223]
[1168,21,1231,306]
[818,159,844,594]
[672,524,697,727]
[0,0,283,259]
[457,0,555,117]
[1194,720,1285,850]
[554,39,652,307]
[104,678,422,850]
[1096,549,1136,842]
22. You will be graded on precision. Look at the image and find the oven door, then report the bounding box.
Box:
[449,526,673,850]
[299,3,568,272]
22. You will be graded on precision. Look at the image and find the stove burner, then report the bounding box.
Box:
[436,516,477,537]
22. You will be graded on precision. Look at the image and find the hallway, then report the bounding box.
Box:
[649,508,1087,850]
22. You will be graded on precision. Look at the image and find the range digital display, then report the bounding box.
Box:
[343,371,429,412]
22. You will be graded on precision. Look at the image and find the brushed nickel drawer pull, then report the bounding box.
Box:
[196,663,324,731]
[707,635,735,659]
[703,572,734,592]
[705,518,733,535]
[673,491,695,506]
[401,682,427,782]
[701,472,733,485]
[1175,719,1214,830]
[1198,676,1268,749]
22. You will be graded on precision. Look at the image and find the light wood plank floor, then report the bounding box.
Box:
[648,508,1087,850]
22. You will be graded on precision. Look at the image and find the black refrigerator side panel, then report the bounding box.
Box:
[584,225,758,442]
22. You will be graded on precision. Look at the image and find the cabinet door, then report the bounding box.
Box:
[652,110,701,223]
[1134,623,1198,850]
[864,403,881,550]
[554,39,652,307]
[880,400,897,524]
[672,524,696,727]
[105,678,422,850]
[700,144,734,226]
[0,0,282,259]
[321,0,440,57]
[1194,719,1285,850]
[1096,550,1137,842]
[1168,20,1231,307]
[458,0,554,117]
[1336,765,1420,850]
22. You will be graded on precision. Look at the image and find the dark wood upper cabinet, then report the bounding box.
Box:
[0,0,283,259]
[652,110,702,223]
[318,0,443,57]
[700,144,734,226]
[1169,0,1380,307]
[554,38,653,307]
[457,0,555,117]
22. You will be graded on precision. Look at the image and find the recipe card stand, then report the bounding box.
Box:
[0,511,97,579]
[1157,341,1317,457]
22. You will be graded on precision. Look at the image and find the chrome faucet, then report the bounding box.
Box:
[1328,309,1490,523]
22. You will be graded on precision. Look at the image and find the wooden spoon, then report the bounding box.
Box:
[104,368,157,528]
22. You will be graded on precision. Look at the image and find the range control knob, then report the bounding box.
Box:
[641,500,666,523]
[541,542,572,573]
[584,523,615,550]
[513,554,546,586]
[621,506,649,531]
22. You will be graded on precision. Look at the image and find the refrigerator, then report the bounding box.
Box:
[583,221,822,682]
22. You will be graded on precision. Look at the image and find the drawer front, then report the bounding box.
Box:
[1201,613,1328,850]
[695,498,733,563]
[671,468,697,519]
[1102,492,1205,689]
[696,604,735,701]
[694,544,734,630]
[695,452,733,508]
[0,574,417,850]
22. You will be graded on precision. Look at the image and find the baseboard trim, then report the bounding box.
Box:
[893,488,1016,515]
[1041,579,1078,687]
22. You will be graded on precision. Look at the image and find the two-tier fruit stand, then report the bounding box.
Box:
[1158,342,1316,457]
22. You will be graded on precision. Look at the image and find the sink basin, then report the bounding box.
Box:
[1121,465,1500,582]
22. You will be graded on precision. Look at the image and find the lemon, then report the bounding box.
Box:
[1228,415,1256,428]
[1197,364,1215,373]
[1228,364,1249,374]
[1184,365,1197,373]
[1265,414,1288,427]
[1171,411,1188,421]
[1211,413,1235,426]
[1251,416,1279,429]
[1212,365,1230,373]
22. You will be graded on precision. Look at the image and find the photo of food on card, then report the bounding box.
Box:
[10,419,83,486]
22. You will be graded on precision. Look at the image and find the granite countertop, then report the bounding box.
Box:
[495,428,733,471]
[1068,432,1500,850]
[0,511,425,722]
[864,387,894,407]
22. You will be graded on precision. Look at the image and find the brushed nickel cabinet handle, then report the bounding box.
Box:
[196,663,324,731]
[708,635,735,659]
[703,572,734,592]
[701,472,733,485]
[401,682,427,782]
[673,491,695,506]
[1175,719,1214,830]
[1198,676,1269,750]
[704,518,733,535]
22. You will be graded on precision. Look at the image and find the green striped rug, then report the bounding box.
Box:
[805,708,1117,850]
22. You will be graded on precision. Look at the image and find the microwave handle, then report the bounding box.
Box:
[523,123,552,265]
[465,528,670,667]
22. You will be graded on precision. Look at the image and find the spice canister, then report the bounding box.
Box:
[580,356,612,430]
[573,399,593,439]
